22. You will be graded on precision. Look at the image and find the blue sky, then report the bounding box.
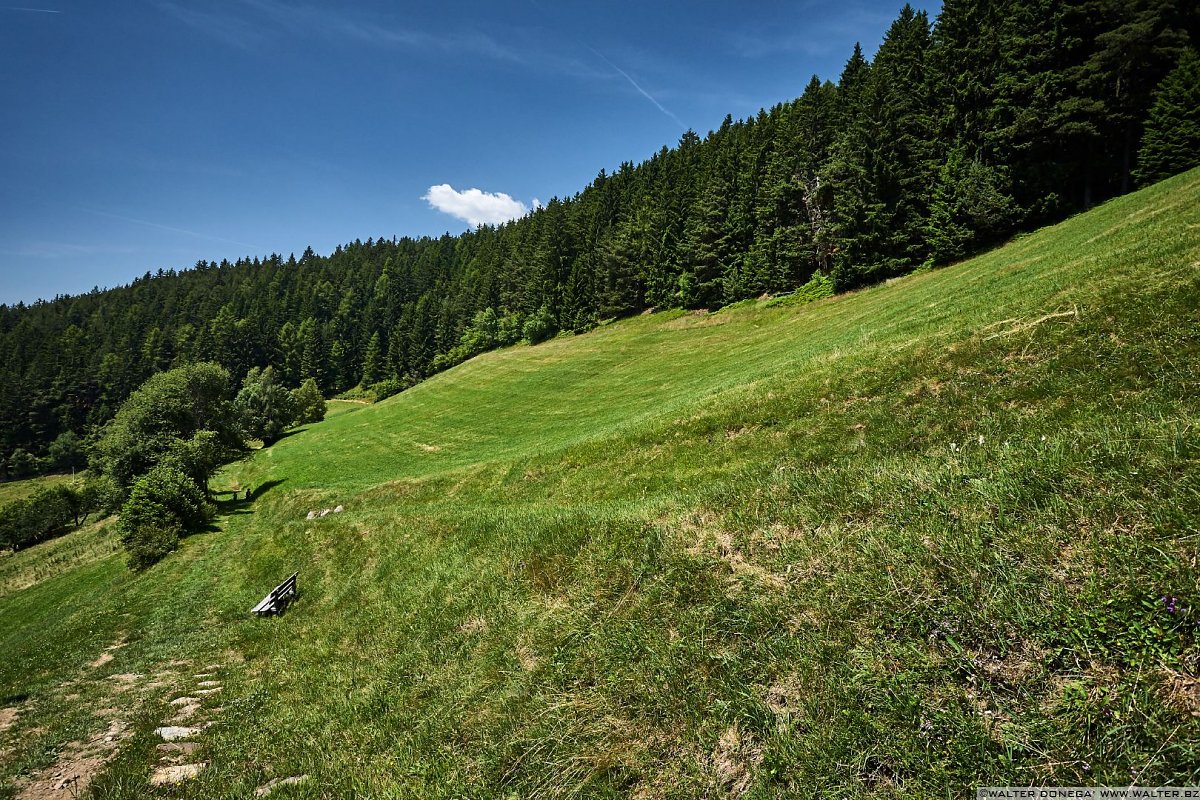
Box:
[0,0,939,304]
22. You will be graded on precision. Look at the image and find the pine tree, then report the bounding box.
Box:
[361,331,383,387]
[1133,48,1200,185]
[235,366,295,444]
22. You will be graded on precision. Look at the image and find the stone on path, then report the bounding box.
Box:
[157,741,201,755]
[255,775,310,797]
[149,762,207,785]
[155,725,204,741]
[196,687,221,696]
[197,680,221,688]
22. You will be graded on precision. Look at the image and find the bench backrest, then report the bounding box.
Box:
[270,572,298,600]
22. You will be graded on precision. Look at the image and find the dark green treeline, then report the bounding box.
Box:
[1,0,1196,477]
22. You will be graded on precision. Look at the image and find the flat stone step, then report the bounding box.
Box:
[155,725,205,741]
[157,742,201,755]
[150,762,207,786]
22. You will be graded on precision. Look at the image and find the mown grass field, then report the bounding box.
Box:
[0,473,79,507]
[1,170,1198,798]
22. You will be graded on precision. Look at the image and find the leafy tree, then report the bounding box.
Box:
[290,378,327,425]
[0,485,79,550]
[90,362,240,490]
[78,473,122,519]
[161,430,231,498]
[523,305,557,344]
[47,430,86,471]
[235,366,296,445]
[1134,48,1200,184]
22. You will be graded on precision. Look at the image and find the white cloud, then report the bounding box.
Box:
[422,184,530,227]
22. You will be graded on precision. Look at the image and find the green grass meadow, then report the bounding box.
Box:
[1,170,1199,797]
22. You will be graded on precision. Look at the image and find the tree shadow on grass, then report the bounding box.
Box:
[208,478,288,521]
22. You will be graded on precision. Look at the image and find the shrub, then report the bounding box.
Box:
[47,430,87,471]
[0,485,80,550]
[5,448,42,480]
[291,377,327,425]
[118,465,209,570]
[121,518,183,572]
[460,307,499,354]
[523,304,557,344]
[79,473,123,518]
[497,312,523,346]
[0,499,31,550]
[369,377,408,401]
[765,271,836,308]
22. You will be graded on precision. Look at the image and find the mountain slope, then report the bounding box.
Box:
[2,169,1199,797]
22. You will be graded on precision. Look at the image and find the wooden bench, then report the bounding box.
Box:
[251,572,298,616]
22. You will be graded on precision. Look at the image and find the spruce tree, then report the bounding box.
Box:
[1134,48,1200,185]
[361,331,383,387]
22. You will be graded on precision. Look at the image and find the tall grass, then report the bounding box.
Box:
[1,169,1198,798]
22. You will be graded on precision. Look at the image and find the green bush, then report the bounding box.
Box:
[497,312,523,346]
[765,271,836,308]
[79,473,123,518]
[522,304,557,344]
[118,465,209,570]
[5,448,43,480]
[121,518,184,572]
[47,430,87,471]
[0,484,80,550]
[369,377,411,401]
[0,498,31,550]
[291,377,327,425]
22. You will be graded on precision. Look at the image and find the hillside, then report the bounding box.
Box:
[1,170,1199,797]
[4,3,1197,478]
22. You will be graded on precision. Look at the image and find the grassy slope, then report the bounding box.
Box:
[1,170,1199,798]
[0,472,78,506]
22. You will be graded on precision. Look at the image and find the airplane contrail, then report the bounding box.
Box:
[589,47,687,131]
[83,209,263,252]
